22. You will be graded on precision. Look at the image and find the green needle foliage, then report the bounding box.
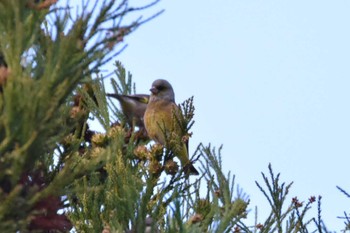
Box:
[336,186,350,232]
[66,62,250,233]
[0,1,347,233]
[238,164,333,233]
[0,0,162,231]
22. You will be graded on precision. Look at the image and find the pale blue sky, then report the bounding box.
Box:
[99,0,350,230]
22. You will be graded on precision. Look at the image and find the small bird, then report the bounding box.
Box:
[107,93,149,129]
[144,79,199,175]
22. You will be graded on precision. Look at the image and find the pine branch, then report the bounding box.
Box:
[0,1,162,231]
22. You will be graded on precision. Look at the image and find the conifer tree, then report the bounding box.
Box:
[0,0,163,231]
[0,1,347,233]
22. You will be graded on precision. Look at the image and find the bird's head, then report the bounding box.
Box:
[149,79,175,102]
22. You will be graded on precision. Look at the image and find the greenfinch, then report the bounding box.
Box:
[107,93,149,129]
[144,79,199,175]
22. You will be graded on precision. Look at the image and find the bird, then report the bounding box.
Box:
[144,79,199,175]
[107,93,149,129]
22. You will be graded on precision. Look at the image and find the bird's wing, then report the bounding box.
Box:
[126,94,150,104]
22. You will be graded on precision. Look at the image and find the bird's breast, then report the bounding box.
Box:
[144,101,175,144]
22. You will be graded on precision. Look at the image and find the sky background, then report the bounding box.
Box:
[94,0,349,230]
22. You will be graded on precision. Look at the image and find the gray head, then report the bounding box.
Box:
[149,79,175,102]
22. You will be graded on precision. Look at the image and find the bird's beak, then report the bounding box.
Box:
[150,86,158,95]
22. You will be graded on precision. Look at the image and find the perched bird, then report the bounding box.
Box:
[107,93,149,129]
[144,79,199,175]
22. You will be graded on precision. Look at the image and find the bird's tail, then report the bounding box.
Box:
[178,141,199,175]
[106,93,121,100]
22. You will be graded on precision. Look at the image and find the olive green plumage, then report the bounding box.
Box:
[144,79,199,175]
[107,93,149,129]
